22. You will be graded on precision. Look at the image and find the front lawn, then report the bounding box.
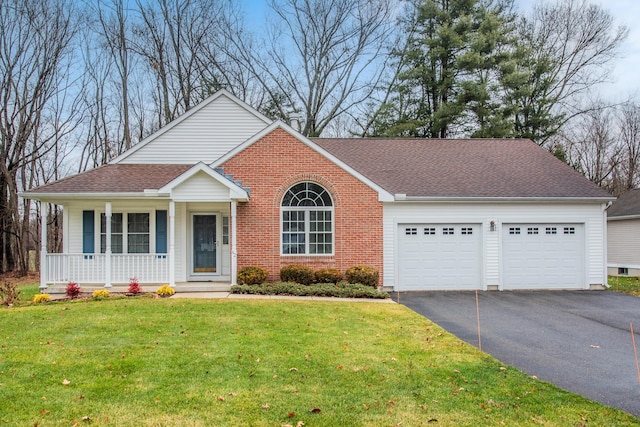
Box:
[608,276,640,297]
[1,299,637,426]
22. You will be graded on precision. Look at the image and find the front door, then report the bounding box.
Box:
[192,214,218,275]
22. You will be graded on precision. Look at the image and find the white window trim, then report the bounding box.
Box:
[96,209,156,254]
[280,206,334,256]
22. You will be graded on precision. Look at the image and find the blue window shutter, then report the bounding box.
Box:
[82,210,94,253]
[156,210,167,253]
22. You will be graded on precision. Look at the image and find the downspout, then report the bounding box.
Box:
[603,201,612,288]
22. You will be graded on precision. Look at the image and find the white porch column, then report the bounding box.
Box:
[105,202,112,288]
[169,201,175,287]
[39,202,48,293]
[231,200,238,286]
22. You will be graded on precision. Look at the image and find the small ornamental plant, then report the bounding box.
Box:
[65,282,82,299]
[128,278,143,295]
[92,289,110,299]
[33,293,51,303]
[156,284,175,297]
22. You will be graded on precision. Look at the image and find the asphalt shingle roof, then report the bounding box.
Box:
[25,138,612,200]
[312,138,612,199]
[607,189,640,218]
[25,164,193,194]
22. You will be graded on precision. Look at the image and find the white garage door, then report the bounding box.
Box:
[502,224,584,289]
[398,224,481,290]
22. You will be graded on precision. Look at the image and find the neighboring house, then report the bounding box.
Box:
[607,189,640,277]
[23,90,613,292]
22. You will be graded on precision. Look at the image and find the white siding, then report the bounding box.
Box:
[608,219,640,265]
[383,202,606,290]
[171,171,232,202]
[118,95,269,164]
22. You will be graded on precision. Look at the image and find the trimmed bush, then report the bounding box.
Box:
[345,266,379,288]
[66,282,82,299]
[237,266,268,285]
[156,285,175,297]
[315,268,343,284]
[33,293,51,303]
[280,264,314,285]
[92,289,110,299]
[230,282,389,299]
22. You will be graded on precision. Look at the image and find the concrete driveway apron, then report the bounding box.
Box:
[396,290,640,418]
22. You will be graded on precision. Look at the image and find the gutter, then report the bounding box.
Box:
[392,194,615,204]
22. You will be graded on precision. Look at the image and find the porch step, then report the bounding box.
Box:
[43,282,232,294]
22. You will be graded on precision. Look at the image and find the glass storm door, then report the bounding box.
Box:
[193,214,217,274]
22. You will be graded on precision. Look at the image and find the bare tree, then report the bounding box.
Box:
[94,0,134,152]
[130,0,237,125]
[510,0,628,144]
[617,102,640,192]
[563,105,621,191]
[239,0,395,137]
[0,0,79,273]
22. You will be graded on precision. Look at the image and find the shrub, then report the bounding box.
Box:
[65,282,82,299]
[230,282,389,299]
[314,268,343,284]
[237,266,268,285]
[33,293,51,303]
[280,264,315,285]
[92,289,110,299]
[156,284,175,297]
[128,278,143,295]
[0,281,20,306]
[345,266,379,288]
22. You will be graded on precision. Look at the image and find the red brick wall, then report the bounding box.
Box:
[222,128,383,284]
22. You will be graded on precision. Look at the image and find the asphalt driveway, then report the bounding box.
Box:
[396,290,640,417]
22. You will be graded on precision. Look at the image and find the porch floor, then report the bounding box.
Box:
[43,281,232,294]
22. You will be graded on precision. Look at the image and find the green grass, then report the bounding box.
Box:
[1,298,637,426]
[608,276,640,297]
[17,283,40,304]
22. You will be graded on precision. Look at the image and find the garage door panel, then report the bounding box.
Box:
[399,224,481,290]
[503,223,583,289]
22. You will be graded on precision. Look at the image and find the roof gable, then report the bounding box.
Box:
[157,162,248,201]
[211,122,395,202]
[113,90,272,165]
[312,138,612,200]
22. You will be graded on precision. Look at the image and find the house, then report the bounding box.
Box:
[607,189,640,277]
[23,90,613,292]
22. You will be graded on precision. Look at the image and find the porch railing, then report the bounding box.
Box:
[45,253,169,285]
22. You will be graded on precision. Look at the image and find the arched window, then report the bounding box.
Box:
[281,182,333,255]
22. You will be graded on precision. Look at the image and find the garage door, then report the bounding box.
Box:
[398,224,481,290]
[502,224,584,289]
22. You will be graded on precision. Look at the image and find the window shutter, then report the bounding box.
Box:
[82,210,94,253]
[156,210,167,253]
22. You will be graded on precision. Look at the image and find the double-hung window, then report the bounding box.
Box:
[100,212,150,254]
[281,182,333,255]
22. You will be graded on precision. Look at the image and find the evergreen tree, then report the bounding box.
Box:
[370,0,516,138]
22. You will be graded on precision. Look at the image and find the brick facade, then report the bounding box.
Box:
[222,128,384,284]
